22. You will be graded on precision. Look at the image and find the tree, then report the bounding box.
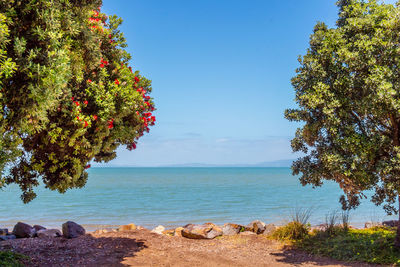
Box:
[285,0,400,246]
[0,0,155,203]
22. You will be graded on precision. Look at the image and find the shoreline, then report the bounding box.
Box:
[1,218,395,233]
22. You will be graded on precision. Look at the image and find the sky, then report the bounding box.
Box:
[98,0,397,167]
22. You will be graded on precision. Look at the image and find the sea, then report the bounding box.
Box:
[0,167,396,231]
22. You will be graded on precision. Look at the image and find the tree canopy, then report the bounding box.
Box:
[0,0,155,203]
[285,0,400,215]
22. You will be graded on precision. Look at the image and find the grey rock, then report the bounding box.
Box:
[262,224,277,235]
[33,225,46,232]
[364,222,382,228]
[62,221,85,239]
[247,220,266,234]
[151,225,165,235]
[222,223,241,236]
[0,228,8,236]
[182,223,223,239]
[37,229,62,238]
[12,222,35,238]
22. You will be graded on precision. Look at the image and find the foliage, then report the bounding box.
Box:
[285,0,400,214]
[290,207,313,225]
[0,0,155,202]
[0,251,27,267]
[299,227,400,265]
[271,221,310,240]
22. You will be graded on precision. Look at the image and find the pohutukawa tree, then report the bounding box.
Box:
[285,0,400,246]
[0,0,155,203]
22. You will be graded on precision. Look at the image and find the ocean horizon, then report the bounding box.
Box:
[0,167,396,231]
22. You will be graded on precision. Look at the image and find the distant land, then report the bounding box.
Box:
[95,159,295,168]
[159,159,294,168]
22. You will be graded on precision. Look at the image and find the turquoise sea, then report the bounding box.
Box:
[0,167,396,231]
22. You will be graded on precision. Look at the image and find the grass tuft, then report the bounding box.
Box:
[290,207,313,225]
[271,221,310,240]
[0,251,27,267]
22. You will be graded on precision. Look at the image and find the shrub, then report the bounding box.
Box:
[271,221,310,240]
[0,251,27,267]
[298,227,400,265]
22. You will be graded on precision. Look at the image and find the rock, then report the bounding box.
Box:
[162,229,175,236]
[151,225,165,235]
[262,224,276,235]
[62,221,85,239]
[119,224,137,231]
[136,226,147,230]
[364,222,382,228]
[181,223,223,239]
[383,220,398,227]
[0,228,8,236]
[239,231,256,236]
[12,222,35,238]
[247,220,266,234]
[37,229,62,238]
[310,224,327,232]
[222,223,242,236]
[33,225,46,232]
[93,229,109,234]
[174,227,184,237]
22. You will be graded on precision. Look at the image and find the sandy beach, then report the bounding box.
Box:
[0,228,377,267]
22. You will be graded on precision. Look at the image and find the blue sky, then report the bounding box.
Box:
[99,0,396,166]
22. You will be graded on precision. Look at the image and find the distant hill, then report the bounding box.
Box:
[159,159,294,168]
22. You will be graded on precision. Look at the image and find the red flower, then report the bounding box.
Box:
[151,116,156,122]
[115,79,120,85]
[74,101,80,106]
[84,121,89,128]
[93,115,98,120]
[84,100,88,105]
[100,63,105,68]
[85,164,91,169]
[129,66,132,73]
[108,120,114,129]
[132,143,136,149]
[134,76,140,82]
[77,116,81,121]
[71,97,75,101]
[87,79,92,83]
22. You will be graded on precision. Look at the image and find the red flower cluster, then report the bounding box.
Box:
[88,10,106,33]
[100,58,109,68]
[115,79,120,85]
[108,119,114,129]
[85,164,91,169]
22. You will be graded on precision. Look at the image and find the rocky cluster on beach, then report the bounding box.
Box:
[0,220,276,243]
[112,220,277,239]
[0,221,85,241]
[2,219,398,244]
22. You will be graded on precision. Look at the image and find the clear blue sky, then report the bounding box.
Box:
[98,0,395,166]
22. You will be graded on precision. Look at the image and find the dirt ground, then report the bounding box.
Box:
[0,229,376,267]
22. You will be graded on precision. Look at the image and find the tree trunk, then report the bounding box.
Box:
[395,195,400,248]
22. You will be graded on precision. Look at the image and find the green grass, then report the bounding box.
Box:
[0,251,27,267]
[271,221,310,240]
[297,226,400,265]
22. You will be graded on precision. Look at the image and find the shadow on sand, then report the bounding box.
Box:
[0,234,148,266]
[270,248,377,267]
